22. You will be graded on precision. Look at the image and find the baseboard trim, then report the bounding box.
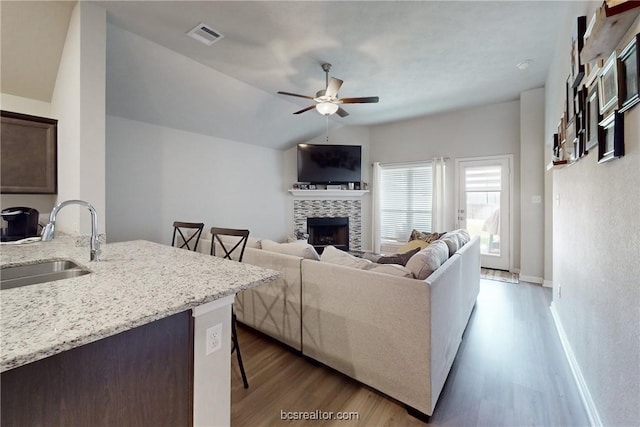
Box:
[519,274,543,284]
[549,302,602,427]
[543,279,553,288]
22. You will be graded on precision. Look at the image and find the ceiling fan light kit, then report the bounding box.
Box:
[316,102,339,115]
[278,63,379,117]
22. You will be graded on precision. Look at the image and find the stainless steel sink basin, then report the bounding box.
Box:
[1,260,90,290]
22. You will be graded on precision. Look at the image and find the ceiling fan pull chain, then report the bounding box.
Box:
[326,115,330,142]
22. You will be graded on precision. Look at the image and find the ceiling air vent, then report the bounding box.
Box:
[187,23,223,46]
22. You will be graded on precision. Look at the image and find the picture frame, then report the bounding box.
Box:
[618,34,639,113]
[571,16,587,88]
[598,51,620,115]
[575,86,586,136]
[598,110,624,163]
[584,59,604,89]
[1,110,57,194]
[566,119,577,161]
[585,83,603,152]
[566,75,575,121]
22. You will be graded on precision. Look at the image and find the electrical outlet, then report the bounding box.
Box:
[206,323,222,355]
[558,284,562,299]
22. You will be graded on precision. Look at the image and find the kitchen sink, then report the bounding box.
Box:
[1,260,90,290]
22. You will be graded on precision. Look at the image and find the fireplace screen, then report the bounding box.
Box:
[307,217,349,254]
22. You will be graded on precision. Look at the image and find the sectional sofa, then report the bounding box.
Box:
[198,233,480,419]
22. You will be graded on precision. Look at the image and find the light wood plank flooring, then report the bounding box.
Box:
[231,279,589,426]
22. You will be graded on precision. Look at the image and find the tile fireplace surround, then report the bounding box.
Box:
[293,199,362,251]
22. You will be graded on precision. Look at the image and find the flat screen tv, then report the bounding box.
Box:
[297,144,362,184]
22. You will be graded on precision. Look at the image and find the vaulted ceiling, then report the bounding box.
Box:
[1,1,573,149]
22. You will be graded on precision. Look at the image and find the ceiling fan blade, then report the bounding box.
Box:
[293,105,317,115]
[325,78,343,98]
[339,96,379,104]
[336,107,349,117]
[277,91,315,100]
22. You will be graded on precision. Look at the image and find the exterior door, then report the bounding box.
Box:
[456,157,511,270]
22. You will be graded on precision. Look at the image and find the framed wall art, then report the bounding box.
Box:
[1,110,57,194]
[598,111,624,163]
[598,51,620,115]
[566,75,575,122]
[585,59,604,89]
[585,83,603,152]
[618,33,639,113]
[566,119,577,161]
[571,16,587,87]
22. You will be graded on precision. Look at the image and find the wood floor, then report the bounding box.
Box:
[231,279,590,426]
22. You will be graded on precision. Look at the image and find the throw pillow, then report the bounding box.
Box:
[439,233,461,257]
[363,252,382,263]
[320,245,373,269]
[397,239,429,254]
[440,229,471,256]
[405,240,450,280]
[409,229,443,244]
[261,239,320,260]
[376,247,421,266]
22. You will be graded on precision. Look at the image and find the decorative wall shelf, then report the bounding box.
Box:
[288,189,369,197]
[546,160,571,171]
[580,3,640,64]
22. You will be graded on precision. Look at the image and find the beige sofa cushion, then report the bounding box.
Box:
[320,245,373,269]
[368,263,414,278]
[261,239,320,260]
[406,240,450,280]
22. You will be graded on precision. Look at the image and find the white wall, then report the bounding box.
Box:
[546,3,639,425]
[519,88,545,283]
[50,2,106,234]
[0,94,57,215]
[369,100,521,269]
[106,115,288,245]
[283,125,372,249]
[1,3,105,231]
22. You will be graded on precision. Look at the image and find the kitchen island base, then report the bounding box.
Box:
[1,310,194,426]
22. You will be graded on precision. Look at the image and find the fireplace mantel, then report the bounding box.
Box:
[288,189,369,197]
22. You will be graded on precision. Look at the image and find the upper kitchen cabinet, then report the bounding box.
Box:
[1,111,57,194]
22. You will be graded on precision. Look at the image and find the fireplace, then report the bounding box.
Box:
[307,217,349,254]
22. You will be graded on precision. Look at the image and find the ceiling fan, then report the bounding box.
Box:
[277,63,379,117]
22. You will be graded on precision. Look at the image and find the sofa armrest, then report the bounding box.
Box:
[454,235,481,325]
[425,254,462,411]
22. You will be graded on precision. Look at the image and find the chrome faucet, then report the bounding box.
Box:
[41,200,101,261]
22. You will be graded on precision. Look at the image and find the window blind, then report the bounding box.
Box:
[378,162,433,243]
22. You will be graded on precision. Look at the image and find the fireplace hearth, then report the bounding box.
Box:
[307,217,349,254]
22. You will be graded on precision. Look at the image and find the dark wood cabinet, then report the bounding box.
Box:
[1,110,57,194]
[1,311,194,427]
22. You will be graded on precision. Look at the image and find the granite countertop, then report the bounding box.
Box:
[0,235,280,372]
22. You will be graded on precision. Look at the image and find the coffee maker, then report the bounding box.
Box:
[1,207,40,242]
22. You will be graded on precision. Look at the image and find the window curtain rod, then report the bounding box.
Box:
[371,157,450,167]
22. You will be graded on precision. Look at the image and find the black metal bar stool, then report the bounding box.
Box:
[171,221,204,251]
[210,226,250,389]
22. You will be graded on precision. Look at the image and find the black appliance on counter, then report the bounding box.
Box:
[1,207,40,242]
